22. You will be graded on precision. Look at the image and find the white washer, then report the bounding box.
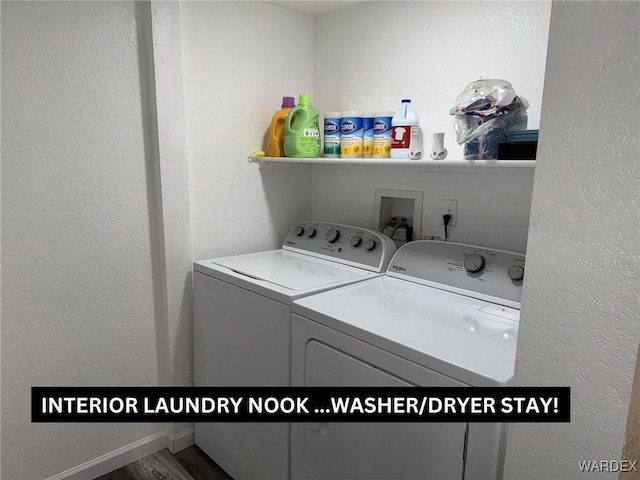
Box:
[291,240,525,480]
[193,221,396,480]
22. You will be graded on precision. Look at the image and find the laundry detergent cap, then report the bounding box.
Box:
[282,96,295,108]
[298,93,311,106]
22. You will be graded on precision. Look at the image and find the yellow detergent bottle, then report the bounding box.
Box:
[284,93,320,158]
[267,96,295,157]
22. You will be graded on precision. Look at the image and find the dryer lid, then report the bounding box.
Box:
[211,250,372,291]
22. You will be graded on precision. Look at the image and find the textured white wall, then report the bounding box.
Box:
[180,2,314,259]
[312,1,550,251]
[504,2,640,478]
[1,2,163,479]
[312,167,534,251]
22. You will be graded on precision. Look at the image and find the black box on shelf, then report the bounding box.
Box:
[497,141,537,160]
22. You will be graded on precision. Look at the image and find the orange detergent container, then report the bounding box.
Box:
[267,96,296,157]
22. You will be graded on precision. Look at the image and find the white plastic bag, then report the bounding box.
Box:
[450,79,528,158]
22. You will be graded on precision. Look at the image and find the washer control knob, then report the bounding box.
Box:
[464,253,485,273]
[294,226,304,237]
[350,236,362,247]
[326,229,340,243]
[364,239,377,251]
[508,265,525,281]
[306,228,316,238]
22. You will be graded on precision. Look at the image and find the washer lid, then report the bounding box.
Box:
[293,276,520,386]
[206,250,373,291]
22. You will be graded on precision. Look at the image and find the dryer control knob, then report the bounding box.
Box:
[326,229,340,243]
[306,228,316,238]
[508,265,525,281]
[350,236,362,247]
[464,253,485,273]
[364,239,377,251]
[294,226,304,236]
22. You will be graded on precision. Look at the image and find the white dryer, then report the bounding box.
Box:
[193,221,397,480]
[291,241,525,480]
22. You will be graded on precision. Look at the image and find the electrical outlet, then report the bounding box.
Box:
[442,199,458,226]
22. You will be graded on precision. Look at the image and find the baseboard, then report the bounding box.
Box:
[46,431,169,480]
[168,426,195,453]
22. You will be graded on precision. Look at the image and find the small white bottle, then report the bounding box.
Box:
[390,99,420,159]
[430,132,448,160]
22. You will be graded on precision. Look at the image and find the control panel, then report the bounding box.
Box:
[387,241,525,307]
[283,222,397,272]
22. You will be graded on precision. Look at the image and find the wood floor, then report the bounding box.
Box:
[96,445,232,480]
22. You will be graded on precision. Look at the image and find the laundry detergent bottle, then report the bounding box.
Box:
[284,93,320,158]
[267,96,295,157]
[391,99,421,159]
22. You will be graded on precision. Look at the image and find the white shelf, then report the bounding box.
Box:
[248,156,535,173]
